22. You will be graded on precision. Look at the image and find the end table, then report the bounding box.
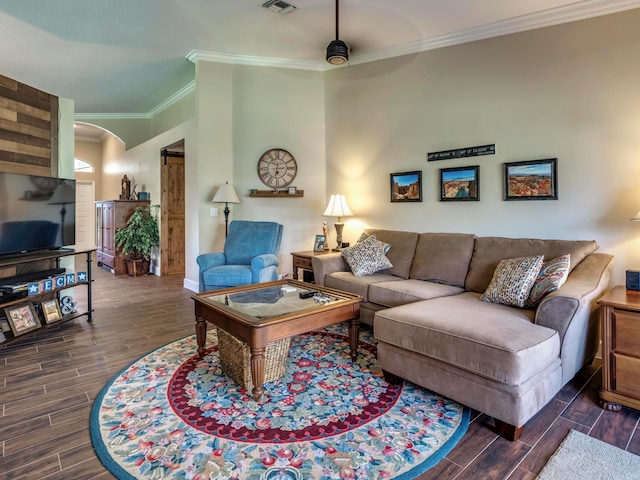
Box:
[291,250,332,281]
[598,285,640,412]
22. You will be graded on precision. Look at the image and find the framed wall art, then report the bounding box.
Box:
[313,234,327,252]
[5,302,40,337]
[390,171,422,202]
[41,298,63,324]
[503,158,557,200]
[440,166,479,201]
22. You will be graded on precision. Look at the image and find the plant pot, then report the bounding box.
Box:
[126,259,150,277]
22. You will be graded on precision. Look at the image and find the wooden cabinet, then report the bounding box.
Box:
[96,200,149,275]
[598,286,640,411]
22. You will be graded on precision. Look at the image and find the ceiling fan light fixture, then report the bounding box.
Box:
[326,0,349,65]
[326,39,349,65]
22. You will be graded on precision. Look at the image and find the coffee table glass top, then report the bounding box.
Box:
[198,281,356,322]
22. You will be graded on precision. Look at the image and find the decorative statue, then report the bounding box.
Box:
[323,221,329,250]
[120,175,131,200]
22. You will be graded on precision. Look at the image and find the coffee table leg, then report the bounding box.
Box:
[250,347,266,402]
[196,315,207,359]
[349,318,360,361]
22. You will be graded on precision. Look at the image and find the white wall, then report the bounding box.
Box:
[58,98,75,179]
[124,119,196,277]
[324,10,640,286]
[230,65,326,274]
[100,135,127,200]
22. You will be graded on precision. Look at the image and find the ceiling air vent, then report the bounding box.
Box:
[262,0,296,15]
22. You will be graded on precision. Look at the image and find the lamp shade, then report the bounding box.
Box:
[323,194,353,218]
[48,183,76,204]
[212,182,240,204]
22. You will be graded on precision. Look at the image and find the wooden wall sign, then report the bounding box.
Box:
[0,74,58,176]
[428,144,495,162]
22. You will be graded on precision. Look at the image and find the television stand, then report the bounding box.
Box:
[0,248,95,346]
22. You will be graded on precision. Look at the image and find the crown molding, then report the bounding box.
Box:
[147,80,196,117]
[350,0,640,65]
[186,50,324,71]
[75,80,196,120]
[75,112,150,120]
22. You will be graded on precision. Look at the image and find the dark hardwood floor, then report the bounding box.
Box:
[1,263,638,479]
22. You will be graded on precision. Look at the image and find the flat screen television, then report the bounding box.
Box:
[0,172,76,256]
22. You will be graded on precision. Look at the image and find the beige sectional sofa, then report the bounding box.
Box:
[311,229,614,440]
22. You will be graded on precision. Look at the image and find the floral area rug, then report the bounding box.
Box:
[90,324,469,479]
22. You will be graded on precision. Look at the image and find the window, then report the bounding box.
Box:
[74,158,94,173]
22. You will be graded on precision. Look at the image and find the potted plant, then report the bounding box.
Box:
[114,204,160,276]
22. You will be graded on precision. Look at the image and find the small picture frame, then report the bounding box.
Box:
[440,166,480,201]
[504,158,558,201]
[41,299,63,324]
[390,171,422,202]
[288,186,297,194]
[5,303,40,336]
[313,234,327,252]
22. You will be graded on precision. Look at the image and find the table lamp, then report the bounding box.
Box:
[323,193,353,251]
[212,182,240,237]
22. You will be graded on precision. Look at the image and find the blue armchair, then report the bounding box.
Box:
[197,220,283,292]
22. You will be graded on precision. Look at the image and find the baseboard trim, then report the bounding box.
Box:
[183,278,199,292]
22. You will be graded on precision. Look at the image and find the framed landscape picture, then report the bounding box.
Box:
[390,171,422,202]
[440,166,479,201]
[504,158,557,200]
[5,302,40,336]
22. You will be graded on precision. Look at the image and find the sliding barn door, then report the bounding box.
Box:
[160,148,185,276]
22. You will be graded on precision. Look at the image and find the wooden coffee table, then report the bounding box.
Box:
[193,279,361,401]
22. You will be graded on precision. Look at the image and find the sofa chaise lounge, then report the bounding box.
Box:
[312,229,614,440]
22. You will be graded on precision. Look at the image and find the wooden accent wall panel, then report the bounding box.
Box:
[0,74,58,175]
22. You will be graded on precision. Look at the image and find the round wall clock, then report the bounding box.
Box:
[257,148,297,189]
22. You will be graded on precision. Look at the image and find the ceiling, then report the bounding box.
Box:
[1,0,638,118]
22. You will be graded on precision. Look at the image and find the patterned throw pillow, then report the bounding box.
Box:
[480,255,544,308]
[341,234,393,277]
[357,232,392,254]
[524,254,570,308]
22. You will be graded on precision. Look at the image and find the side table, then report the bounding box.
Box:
[598,285,640,412]
[291,250,332,281]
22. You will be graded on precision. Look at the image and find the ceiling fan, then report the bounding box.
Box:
[326,0,349,65]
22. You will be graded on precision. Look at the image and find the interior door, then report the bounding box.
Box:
[75,181,95,250]
[160,145,185,276]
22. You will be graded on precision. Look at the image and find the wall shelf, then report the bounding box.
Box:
[248,190,304,198]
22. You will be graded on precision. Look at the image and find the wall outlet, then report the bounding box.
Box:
[210,207,218,217]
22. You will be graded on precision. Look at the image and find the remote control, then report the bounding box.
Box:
[299,291,317,299]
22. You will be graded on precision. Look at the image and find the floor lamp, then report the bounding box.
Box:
[323,193,353,251]
[212,182,240,237]
[48,182,76,246]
